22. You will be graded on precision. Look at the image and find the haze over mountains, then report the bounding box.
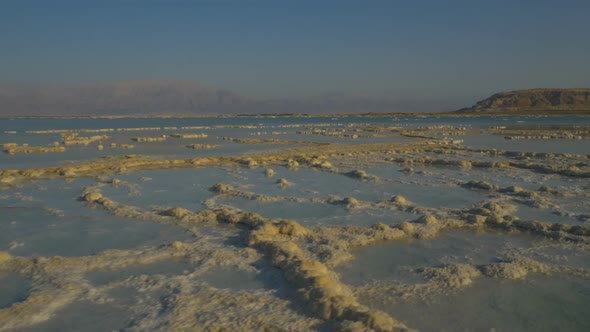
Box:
[0,81,588,116]
[0,80,458,116]
[0,81,247,116]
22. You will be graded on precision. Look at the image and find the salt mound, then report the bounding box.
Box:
[210,183,234,193]
[276,178,292,188]
[161,207,192,218]
[390,195,408,205]
[0,251,11,263]
[462,180,498,190]
[80,192,103,202]
[264,168,275,177]
[346,169,368,179]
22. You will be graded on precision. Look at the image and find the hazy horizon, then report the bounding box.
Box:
[1,0,590,113]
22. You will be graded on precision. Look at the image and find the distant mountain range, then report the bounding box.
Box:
[455,88,590,114]
[0,81,248,116]
[0,80,448,116]
[0,81,588,116]
[0,80,466,116]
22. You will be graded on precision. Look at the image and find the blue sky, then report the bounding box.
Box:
[1,0,589,107]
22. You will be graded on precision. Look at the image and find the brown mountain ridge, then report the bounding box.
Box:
[456,88,590,114]
[0,81,249,116]
[0,80,444,116]
[1,82,589,116]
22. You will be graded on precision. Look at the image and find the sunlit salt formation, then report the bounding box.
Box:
[0,119,589,331]
[81,191,103,202]
[490,125,590,141]
[72,185,409,330]
[325,196,364,209]
[170,133,208,139]
[86,258,192,286]
[61,133,109,146]
[306,158,333,170]
[222,137,298,144]
[264,168,275,177]
[117,127,162,132]
[131,135,167,142]
[227,157,257,169]
[286,158,300,170]
[0,251,11,263]
[276,178,292,189]
[186,143,216,150]
[390,195,409,205]
[0,243,200,330]
[1,143,65,155]
[160,206,192,218]
[243,217,405,331]
[345,169,380,182]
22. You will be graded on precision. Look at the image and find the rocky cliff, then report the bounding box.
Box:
[456,88,590,114]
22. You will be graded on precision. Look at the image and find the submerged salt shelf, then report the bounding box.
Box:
[98,168,231,210]
[375,276,590,332]
[0,206,192,257]
[461,133,590,154]
[0,273,30,310]
[1,116,589,331]
[336,230,535,286]
[20,299,134,332]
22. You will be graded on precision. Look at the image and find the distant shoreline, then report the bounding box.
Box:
[1,110,590,119]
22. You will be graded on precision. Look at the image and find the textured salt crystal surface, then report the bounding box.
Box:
[0,116,589,331]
